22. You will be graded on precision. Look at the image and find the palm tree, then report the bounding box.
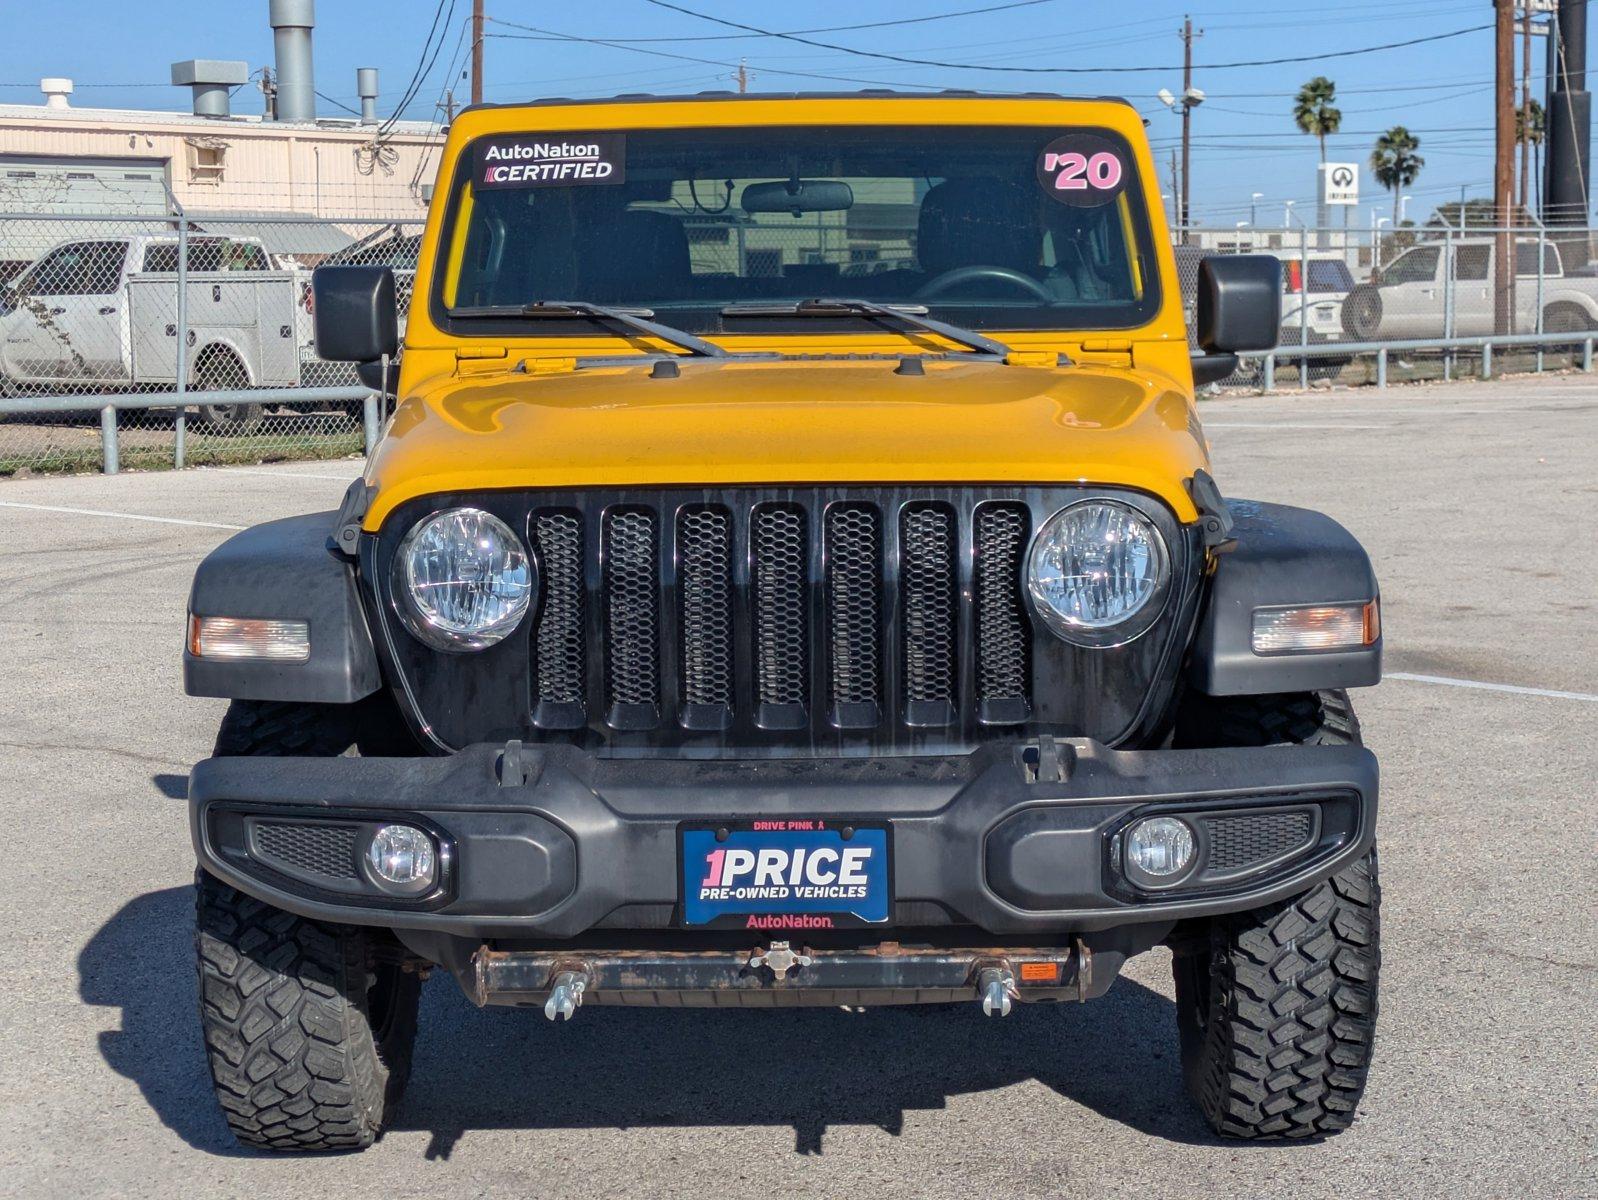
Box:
[1293,76,1342,163]
[1517,98,1546,212]
[1371,126,1424,226]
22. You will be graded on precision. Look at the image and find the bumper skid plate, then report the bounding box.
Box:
[472,942,1088,1015]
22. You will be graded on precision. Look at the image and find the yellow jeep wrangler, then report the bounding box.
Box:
[184,93,1382,1150]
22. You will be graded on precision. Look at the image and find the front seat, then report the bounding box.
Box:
[578,210,692,303]
[915,178,1041,281]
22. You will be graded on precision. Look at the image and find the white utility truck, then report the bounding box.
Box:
[0,233,314,433]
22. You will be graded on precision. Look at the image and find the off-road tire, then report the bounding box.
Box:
[1170,690,1380,1139]
[195,872,420,1151]
[1173,688,1359,749]
[196,698,422,1151]
[213,695,422,759]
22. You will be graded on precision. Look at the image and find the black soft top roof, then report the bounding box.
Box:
[457,89,1135,117]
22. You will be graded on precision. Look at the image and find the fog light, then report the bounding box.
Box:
[366,824,436,890]
[1126,817,1195,878]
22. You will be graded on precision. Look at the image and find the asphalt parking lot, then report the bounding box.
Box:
[0,374,1593,1199]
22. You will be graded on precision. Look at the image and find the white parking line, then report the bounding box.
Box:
[0,500,245,531]
[1387,672,1598,704]
[1201,428,1387,437]
[207,468,361,482]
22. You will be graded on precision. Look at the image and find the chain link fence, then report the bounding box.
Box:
[1175,222,1598,389]
[0,207,422,476]
[5,203,1597,478]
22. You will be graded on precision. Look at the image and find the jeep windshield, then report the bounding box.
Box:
[433,124,1161,339]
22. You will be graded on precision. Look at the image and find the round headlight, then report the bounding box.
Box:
[1026,499,1170,647]
[1126,816,1195,879]
[394,507,534,651]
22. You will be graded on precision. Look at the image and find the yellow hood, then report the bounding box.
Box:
[362,357,1209,529]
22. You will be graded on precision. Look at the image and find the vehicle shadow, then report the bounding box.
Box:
[81,886,1223,1159]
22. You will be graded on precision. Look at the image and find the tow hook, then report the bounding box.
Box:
[748,940,812,980]
[976,965,1018,1017]
[543,969,588,1022]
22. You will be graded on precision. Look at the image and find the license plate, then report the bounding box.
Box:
[679,820,891,929]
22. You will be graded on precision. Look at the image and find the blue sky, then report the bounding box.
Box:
[0,0,1561,226]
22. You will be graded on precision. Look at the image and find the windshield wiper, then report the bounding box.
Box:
[722,297,1014,360]
[452,299,728,359]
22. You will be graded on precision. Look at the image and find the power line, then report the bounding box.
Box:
[378,0,457,136]
[499,1,1058,44]
[637,1,1492,74]
[485,20,968,91]
[316,90,362,117]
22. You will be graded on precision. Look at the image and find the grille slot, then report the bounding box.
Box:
[677,506,734,724]
[253,821,359,881]
[752,504,808,726]
[1204,810,1316,874]
[901,504,958,725]
[531,510,586,727]
[974,503,1032,723]
[824,503,883,727]
[603,508,661,728]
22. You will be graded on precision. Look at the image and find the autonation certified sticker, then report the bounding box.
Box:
[473,133,626,189]
[680,821,891,929]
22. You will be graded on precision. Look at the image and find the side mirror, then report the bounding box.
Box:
[312,265,398,363]
[1191,255,1282,386]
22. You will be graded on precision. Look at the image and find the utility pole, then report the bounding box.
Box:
[471,0,484,106]
[1170,149,1181,225]
[1520,4,1533,219]
[443,89,456,125]
[735,60,749,93]
[1180,16,1201,242]
[1495,0,1516,334]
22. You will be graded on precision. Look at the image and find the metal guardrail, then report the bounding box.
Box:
[0,386,378,474]
[1243,329,1597,391]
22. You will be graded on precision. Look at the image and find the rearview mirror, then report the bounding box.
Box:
[741,179,854,216]
[312,265,398,363]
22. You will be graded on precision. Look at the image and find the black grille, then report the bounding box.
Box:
[901,504,957,724]
[1204,810,1315,873]
[603,509,661,725]
[677,506,734,711]
[974,504,1032,723]
[825,504,883,725]
[253,821,358,881]
[532,511,585,723]
[515,489,1058,739]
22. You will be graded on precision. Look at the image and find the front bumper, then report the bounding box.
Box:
[190,739,1377,939]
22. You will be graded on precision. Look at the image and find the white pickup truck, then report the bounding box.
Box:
[0,233,315,432]
[1342,236,1598,340]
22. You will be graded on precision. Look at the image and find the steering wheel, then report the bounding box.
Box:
[914,264,1053,303]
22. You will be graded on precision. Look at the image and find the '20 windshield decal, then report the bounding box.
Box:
[1036,133,1128,207]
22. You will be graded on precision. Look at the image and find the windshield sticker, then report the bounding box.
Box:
[474,133,626,190]
[1036,134,1127,207]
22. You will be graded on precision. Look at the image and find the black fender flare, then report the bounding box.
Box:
[1187,500,1381,696]
[184,511,381,703]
